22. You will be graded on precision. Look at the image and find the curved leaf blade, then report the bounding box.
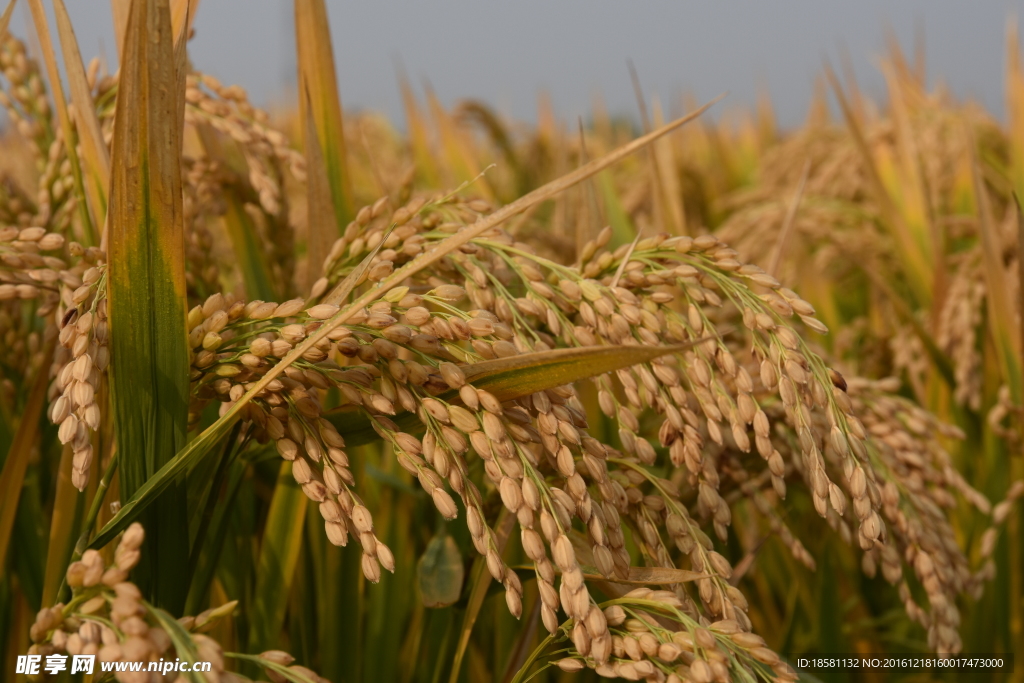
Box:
[462,342,702,402]
[327,342,704,446]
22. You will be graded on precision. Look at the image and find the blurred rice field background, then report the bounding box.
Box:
[1,2,1023,682]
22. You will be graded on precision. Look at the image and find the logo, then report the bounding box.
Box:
[15,654,96,675]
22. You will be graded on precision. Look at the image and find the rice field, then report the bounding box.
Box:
[1,1,1022,682]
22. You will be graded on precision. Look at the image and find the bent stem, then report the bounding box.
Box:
[56,451,119,603]
[508,624,571,683]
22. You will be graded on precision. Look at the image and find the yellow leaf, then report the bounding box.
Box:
[52,0,111,224]
[295,0,352,228]
[398,67,439,187]
[302,88,339,294]
[972,157,1022,404]
[0,0,15,43]
[463,343,703,402]
[110,0,130,58]
[825,64,932,306]
[170,0,198,40]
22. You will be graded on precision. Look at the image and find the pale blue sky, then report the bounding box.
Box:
[13,1,1024,128]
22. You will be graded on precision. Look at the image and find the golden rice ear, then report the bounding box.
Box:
[324,341,710,448]
[8,0,1022,676]
[26,0,99,244]
[170,97,725,472]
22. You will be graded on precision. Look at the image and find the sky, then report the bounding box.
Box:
[11,1,1024,129]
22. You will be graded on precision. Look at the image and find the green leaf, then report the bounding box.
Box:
[225,190,279,301]
[184,450,255,615]
[417,533,464,608]
[106,0,191,612]
[0,344,52,572]
[449,510,515,683]
[12,471,47,611]
[87,414,237,551]
[226,653,319,683]
[145,602,205,683]
[596,170,636,247]
[248,461,308,652]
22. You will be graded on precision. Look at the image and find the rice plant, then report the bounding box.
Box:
[1,1,1021,682]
